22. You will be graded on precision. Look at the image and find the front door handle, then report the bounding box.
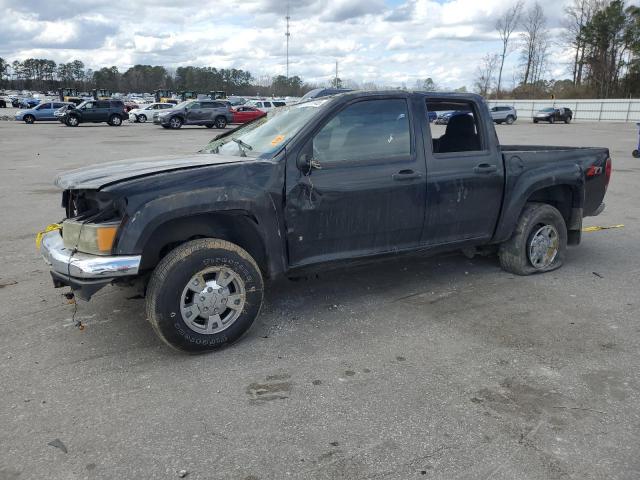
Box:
[474,163,498,174]
[392,169,422,181]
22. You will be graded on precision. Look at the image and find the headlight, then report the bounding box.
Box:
[62,220,120,255]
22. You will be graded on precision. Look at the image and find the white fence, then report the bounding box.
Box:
[486,98,640,123]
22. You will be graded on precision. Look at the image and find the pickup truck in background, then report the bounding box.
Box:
[39,91,612,352]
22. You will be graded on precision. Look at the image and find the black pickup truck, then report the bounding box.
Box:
[39,91,611,352]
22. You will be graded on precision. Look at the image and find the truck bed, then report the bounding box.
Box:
[500,145,610,217]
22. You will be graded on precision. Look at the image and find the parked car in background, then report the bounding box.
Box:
[19,98,41,109]
[534,107,573,124]
[55,104,74,123]
[15,101,72,123]
[63,99,127,127]
[300,88,352,101]
[123,101,139,113]
[0,97,7,108]
[153,100,233,129]
[128,102,175,123]
[427,110,438,123]
[490,105,518,124]
[244,99,286,112]
[435,110,471,125]
[231,106,266,124]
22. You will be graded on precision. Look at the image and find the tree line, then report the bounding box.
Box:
[476,0,640,99]
[0,59,311,97]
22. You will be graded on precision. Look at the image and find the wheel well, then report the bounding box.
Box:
[526,184,581,244]
[140,213,269,276]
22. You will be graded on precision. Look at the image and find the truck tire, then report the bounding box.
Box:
[498,203,567,276]
[146,238,264,353]
[108,114,122,126]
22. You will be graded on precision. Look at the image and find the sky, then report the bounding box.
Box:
[0,0,638,89]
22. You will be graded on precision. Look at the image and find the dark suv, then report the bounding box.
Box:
[153,100,234,129]
[533,107,573,124]
[64,100,127,127]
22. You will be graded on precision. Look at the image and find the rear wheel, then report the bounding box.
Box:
[505,115,515,125]
[533,119,538,124]
[109,114,122,126]
[146,238,264,353]
[205,123,214,128]
[214,116,227,129]
[498,203,567,276]
[564,116,572,124]
[138,114,147,123]
[633,149,640,158]
[24,115,35,124]
[169,116,182,129]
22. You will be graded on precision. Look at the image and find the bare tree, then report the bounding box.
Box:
[495,0,524,98]
[520,2,548,86]
[474,53,500,97]
[563,0,601,85]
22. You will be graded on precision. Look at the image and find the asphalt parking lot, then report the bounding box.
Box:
[1,112,639,480]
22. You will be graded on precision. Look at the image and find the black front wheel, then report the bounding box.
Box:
[24,115,35,124]
[633,149,640,158]
[146,238,264,353]
[498,203,567,276]
[66,116,80,127]
[169,116,183,129]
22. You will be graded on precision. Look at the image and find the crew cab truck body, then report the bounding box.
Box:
[39,91,611,352]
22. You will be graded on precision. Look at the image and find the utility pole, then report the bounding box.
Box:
[285,4,290,79]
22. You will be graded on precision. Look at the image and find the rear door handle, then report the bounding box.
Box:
[392,169,422,181]
[474,163,498,174]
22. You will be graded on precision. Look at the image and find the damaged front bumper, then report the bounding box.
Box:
[40,230,141,300]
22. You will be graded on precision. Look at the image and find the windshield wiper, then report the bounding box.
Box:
[232,138,253,157]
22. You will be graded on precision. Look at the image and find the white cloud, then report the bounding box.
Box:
[0,0,599,89]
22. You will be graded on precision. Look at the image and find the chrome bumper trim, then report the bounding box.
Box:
[40,230,141,279]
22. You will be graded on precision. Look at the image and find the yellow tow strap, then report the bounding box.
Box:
[582,224,624,232]
[35,224,62,249]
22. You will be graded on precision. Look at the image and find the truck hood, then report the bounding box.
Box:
[55,153,245,190]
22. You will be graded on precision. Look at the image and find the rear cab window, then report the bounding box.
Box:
[426,100,486,154]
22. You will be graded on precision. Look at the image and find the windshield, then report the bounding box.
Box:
[540,108,555,112]
[202,99,329,159]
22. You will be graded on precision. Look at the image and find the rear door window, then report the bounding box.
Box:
[426,100,485,154]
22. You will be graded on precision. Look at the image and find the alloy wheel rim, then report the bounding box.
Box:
[528,225,559,269]
[179,266,246,334]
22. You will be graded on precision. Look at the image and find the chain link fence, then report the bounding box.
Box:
[486,99,640,122]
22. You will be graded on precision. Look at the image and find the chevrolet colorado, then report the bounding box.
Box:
[39,91,611,352]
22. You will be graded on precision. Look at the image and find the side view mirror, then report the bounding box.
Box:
[297,153,321,175]
[297,153,312,175]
